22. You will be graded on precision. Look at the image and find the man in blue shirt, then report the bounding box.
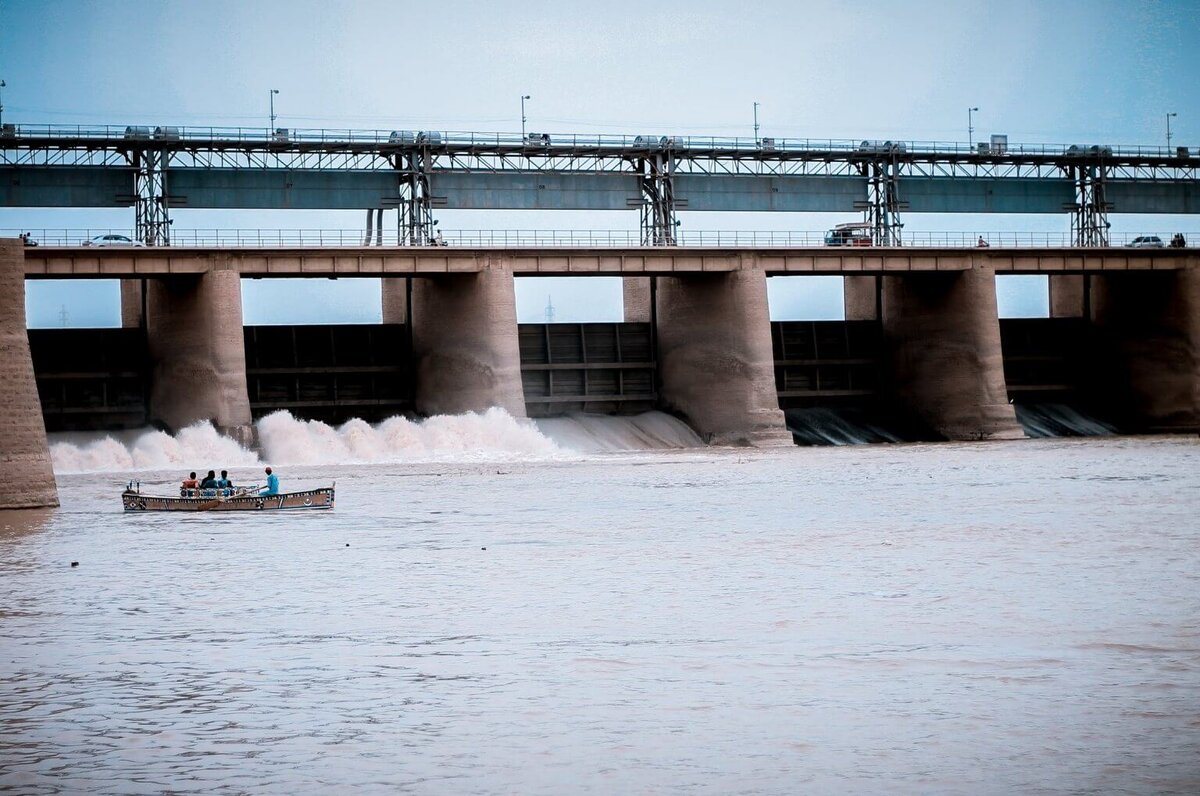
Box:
[260,467,280,496]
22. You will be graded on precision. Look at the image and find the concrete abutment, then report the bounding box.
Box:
[882,264,1025,441]
[145,263,254,446]
[1,240,59,508]
[410,264,526,418]
[655,266,791,446]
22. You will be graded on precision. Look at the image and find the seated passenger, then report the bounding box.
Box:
[181,472,199,489]
[259,467,280,496]
[217,470,235,495]
[199,470,218,489]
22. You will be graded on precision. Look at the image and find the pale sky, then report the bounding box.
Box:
[4,0,1197,327]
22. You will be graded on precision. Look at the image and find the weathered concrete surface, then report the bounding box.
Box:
[882,264,1025,441]
[843,275,878,321]
[120,279,144,328]
[381,277,409,324]
[410,264,526,418]
[1091,269,1200,432]
[0,240,58,508]
[1049,274,1085,318]
[655,266,791,446]
[145,261,254,445]
[623,277,652,322]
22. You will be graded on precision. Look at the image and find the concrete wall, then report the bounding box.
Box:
[145,261,254,445]
[121,279,144,328]
[410,263,526,417]
[0,240,59,508]
[1049,274,1085,318]
[623,277,652,322]
[843,275,879,321]
[381,277,408,324]
[882,264,1025,441]
[1091,269,1200,432]
[655,264,791,446]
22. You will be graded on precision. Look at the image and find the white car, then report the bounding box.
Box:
[1126,235,1165,248]
[82,234,145,247]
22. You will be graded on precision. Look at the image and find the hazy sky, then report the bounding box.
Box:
[5,0,1198,326]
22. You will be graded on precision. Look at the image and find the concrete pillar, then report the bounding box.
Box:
[655,264,791,446]
[0,240,59,509]
[120,279,144,328]
[843,275,879,321]
[145,261,254,446]
[410,262,526,418]
[381,277,409,324]
[623,277,652,322]
[1049,274,1085,318]
[882,264,1024,441]
[1090,268,1200,432]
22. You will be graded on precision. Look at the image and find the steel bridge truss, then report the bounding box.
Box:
[3,132,1198,246]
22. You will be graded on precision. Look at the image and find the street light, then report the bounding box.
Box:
[753,101,760,145]
[0,80,6,127]
[968,106,979,148]
[521,94,531,139]
[1166,111,1177,150]
[269,88,279,131]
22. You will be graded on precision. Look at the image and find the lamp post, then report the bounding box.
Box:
[0,80,6,127]
[521,94,530,139]
[269,88,279,131]
[968,106,979,149]
[753,101,760,145]
[1166,111,1177,150]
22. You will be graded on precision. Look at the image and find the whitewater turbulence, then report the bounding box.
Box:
[47,409,704,474]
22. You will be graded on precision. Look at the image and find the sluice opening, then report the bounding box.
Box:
[29,328,150,432]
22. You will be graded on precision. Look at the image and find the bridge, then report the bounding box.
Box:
[3,124,1198,248]
[4,238,1198,511]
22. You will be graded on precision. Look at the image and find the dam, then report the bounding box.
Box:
[4,240,1199,510]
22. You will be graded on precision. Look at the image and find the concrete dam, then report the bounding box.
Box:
[3,239,1199,509]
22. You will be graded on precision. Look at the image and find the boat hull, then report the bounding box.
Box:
[122,487,334,512]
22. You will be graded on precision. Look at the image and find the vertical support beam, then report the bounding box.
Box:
[381,277,409,324]
[120,279,144,328]
[843,275,879,321]
[623,277,652,322]
[410,260,525,417]
[145,259,253,445]
[1048,274,1085,318]
[0,240,58,508]
[882,262,1024,441]
[655,259,791,446]
[1090,268,1200,432]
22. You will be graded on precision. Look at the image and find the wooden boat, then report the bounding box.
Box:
[122,482,335,512]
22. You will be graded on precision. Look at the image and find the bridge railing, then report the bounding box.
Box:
[2,124,1194,158]
[6,229,1194,249]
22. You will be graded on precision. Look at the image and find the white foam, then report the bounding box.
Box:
[47,409,704,474]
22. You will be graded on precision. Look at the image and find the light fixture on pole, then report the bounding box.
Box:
[1166,111,1177,150]
[0,80,6,127]
[521,95,531,139]
[968,107,979,148]
[753,101,760,145]
[269,88,279,131]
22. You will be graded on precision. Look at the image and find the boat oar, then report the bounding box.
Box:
[196,485,258,512]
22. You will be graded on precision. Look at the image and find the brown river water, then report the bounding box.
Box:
[2,430,1199,794]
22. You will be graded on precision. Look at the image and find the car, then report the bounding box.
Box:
[82,234,145,247]
[824,222,874,247]
[1126,235,1165,248]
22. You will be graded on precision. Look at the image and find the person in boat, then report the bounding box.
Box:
[181,471,199,496]
[259,467,280,496]
[199,470,218,490]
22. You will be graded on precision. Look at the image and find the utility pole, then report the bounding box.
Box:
[1166,112,1177,150]
[753,101,760,145]
[544,294,555,323]
[521,94,531,139]
[269,88,279,131]
[968,106,979,149]
[58,304,69,328]
[0,80,6,127]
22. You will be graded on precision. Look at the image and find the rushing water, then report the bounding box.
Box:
[3,416,1200,794]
